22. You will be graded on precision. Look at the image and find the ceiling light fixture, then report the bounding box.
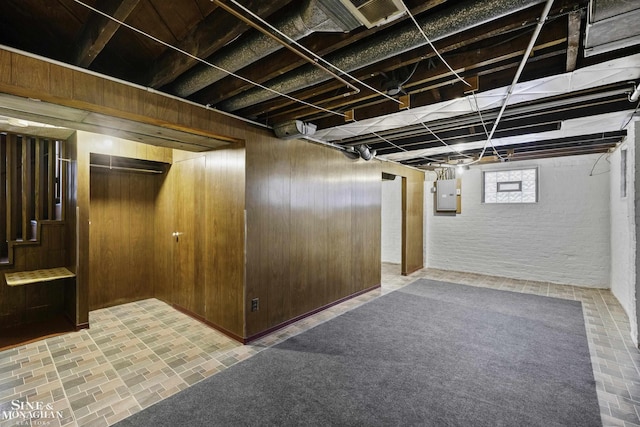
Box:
[629,84,640,102]
[455,161,470,175]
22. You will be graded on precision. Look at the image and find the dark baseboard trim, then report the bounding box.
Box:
[75,322,89,331]
[244,284,381,344]
[168,285,381,344]
[402,265,423,276]
[171,304,245,343]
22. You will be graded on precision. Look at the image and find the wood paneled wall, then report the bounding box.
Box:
[74,131,173,324]
[0,48,424,341]
[153,146,246,338]
[89,169,161,310]
[0,131,76,330]
[65,133,78,325]
[0,48,241,148]
[245,137,383,338]
[0,222,71,328]
[30,128,420,342]
[204,146,245,334]
[75,130,245,337]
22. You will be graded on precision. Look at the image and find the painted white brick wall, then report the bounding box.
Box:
[610,122,637,344]
[424,154,610,287]
[381,178,402,263]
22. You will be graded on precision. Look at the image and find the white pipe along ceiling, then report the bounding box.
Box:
[315,53,640,166]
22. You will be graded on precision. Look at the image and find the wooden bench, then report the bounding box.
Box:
[5,267,75,286]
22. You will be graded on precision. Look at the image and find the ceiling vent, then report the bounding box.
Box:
[273,120,317,139]
[584,0,640,57]
[338,0,406,28]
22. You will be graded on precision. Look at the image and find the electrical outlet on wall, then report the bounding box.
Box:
[251,298,259,312]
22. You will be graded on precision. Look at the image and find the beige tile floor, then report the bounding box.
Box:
[0,264,638,426]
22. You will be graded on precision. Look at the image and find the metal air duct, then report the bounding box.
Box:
[171,0,361,97]
[355,144,376,160]
[273,119,317,139]
[584,0,640,57]
[217,0,547,112]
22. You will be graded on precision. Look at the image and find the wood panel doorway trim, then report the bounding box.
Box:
[380,162,425,276]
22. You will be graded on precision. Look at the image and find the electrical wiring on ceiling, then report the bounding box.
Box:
[468,93,489,138]
[71,0,456,165]
[471,0,555,165]
[225,0,402,105]
[621,98,640,130]
[588,150,610,177]
[213,0,362,97]
[72,0,574,171]
[399,0,471,88]
[338,124,442,164]
[397,0,505,165]
[71,0,346,118]
[469,91,506,161]
[419,121,475,159]
[397,0,555,167]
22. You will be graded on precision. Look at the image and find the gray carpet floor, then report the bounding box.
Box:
[116,279,601,426]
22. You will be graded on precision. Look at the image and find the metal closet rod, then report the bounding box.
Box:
[89,163,164,174]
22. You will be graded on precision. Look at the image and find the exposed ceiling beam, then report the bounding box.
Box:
[401,130,623,161]
[210,0,361,95]
[403,132,623,165]
[191,0,448,106]
[73,0,141,68]
[371,122,562,154]
[299,40,567,129]
[315,49,564,127]
[336,83,631,161]
[145,0,290,89]
[566,10,581,72]
[505,145,616,160]
[234,4,566,122]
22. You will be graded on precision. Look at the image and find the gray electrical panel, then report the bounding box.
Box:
[436,179,457,211]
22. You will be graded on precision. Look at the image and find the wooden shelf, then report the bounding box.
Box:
[5,267,75,286]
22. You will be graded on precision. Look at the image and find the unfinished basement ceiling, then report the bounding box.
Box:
[0,0,638,166]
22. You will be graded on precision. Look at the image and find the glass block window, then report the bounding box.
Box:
[483,168,537,203]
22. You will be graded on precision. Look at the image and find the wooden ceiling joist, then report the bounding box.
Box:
[145,0,290,89]
[235,7,569,123]
[566,10,582,72]
[73,0,141,68]
[193,0,449,106]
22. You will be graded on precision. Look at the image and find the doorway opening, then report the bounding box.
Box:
[381,173,403,274]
